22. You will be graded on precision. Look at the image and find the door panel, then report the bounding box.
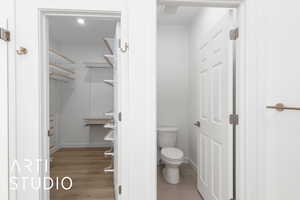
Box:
[197,12,233,200]
[0,19,9,200]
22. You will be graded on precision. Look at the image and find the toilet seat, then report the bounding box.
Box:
[161,147,184,162]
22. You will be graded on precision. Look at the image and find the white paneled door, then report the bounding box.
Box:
[197,12,234,200]
[0,19,9,200]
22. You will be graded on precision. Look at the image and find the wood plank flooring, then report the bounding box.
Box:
[50,148,114,200]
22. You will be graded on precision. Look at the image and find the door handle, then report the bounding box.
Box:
[194,121,201,127]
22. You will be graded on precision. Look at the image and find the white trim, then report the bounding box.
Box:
[0,18,9,200]
[39,10,123,200]
[156,1,264,200]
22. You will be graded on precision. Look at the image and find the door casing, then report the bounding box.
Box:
[38,10,124,200]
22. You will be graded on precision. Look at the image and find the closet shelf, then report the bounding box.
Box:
[83,118,112,126]
[104,131,114,141]
[49,48,75,64]
[50,71,74,81]
[104,123,115,129]
[49,63,75,74]
[103,37,114,54]
[104,55,114,67]
[105,111,114,117]
[83,61,112,69]
[104,80,114,86]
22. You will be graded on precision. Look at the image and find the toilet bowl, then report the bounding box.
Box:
[161,147,184,184]
[158,126,184,184]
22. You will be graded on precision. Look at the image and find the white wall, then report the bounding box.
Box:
[50,44,113,148]
[188,7,230,167]
[157,26,189,159]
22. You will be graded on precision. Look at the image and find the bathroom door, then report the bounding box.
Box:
[197,12,234,200]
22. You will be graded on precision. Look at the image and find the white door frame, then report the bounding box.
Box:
[158,1,265,200]
[38,10,124,200]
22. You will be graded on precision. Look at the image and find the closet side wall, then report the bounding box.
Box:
[157,25,189,159]
[188,7,230,169]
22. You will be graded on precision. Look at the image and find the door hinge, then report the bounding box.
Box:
[118,112,122,122]
[118,185,122,195]
[229,114,239,125]
[0,27,10,42]
[230,28,239,40]
[119,39,128,53]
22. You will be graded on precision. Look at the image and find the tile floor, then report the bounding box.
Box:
[157,164,203,200]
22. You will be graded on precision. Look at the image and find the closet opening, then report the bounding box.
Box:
[41,12,122,200]
[157,5,240,200]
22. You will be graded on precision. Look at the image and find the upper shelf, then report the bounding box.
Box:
[49,63,75,74]
[104,55,114,67]
[50,71,74,82]
[83,118,112,126]
[83,61,112,69]
[49,48,75,64]
[103,37,114,55]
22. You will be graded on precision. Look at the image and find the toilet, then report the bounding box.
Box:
[158,126,184,184]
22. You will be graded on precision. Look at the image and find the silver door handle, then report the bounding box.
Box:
[194,121,201,127]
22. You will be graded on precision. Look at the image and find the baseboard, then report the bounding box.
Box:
[59,143,111,148]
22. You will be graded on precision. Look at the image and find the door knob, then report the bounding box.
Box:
[194,121,201,127]
[16,47,28,55]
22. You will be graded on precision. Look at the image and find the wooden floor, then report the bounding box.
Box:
[50,148,114,200]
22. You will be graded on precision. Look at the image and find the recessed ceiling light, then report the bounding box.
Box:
[77,18,85,25]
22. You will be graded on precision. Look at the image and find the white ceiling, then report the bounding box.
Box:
[158,6,202,26]
[49,16,117,45]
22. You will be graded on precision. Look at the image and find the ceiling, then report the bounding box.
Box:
[158,6,202,26]
[49,16,117,45]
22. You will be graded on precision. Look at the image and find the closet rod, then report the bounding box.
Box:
[49,48,75,64]
[50,71,74,80]
[50,63,75,74]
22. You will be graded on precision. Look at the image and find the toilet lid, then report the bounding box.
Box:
[161,147,183,160]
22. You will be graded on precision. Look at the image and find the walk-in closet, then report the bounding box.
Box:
[48,15,121,200]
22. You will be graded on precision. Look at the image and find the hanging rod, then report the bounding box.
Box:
[266,103,300,112]
[49,63,75,74]
[49,48,75,64]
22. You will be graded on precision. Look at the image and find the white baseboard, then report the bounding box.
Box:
[59,143,111,148]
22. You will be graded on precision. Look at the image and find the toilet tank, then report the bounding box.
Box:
[158,126,178,148]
